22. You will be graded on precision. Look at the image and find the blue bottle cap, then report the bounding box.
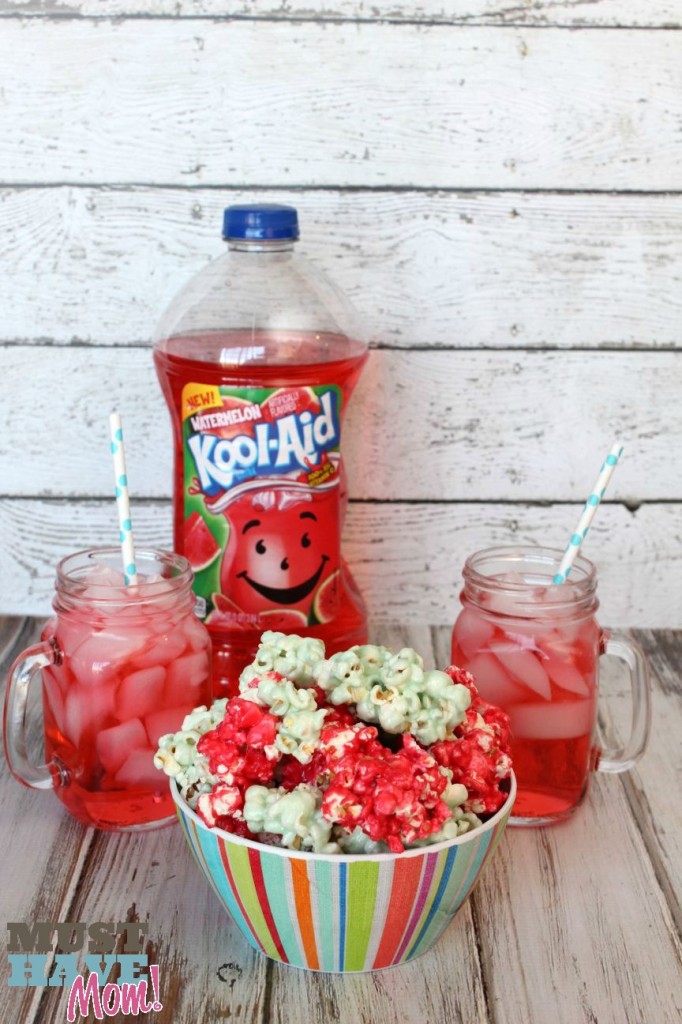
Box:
[222,204,299,241]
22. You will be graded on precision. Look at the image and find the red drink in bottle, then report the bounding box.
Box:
[154,206,368,694]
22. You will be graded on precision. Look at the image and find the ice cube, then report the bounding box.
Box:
[452,609,495,659]
[63,683,116,747]
[542,651,590,697]
[132,631,188,669]
[54,618,91,658]
[96,718,147,773]
[144,707,191,746]
[116,666,166,722]
[508,699,595,740]
[165,651,210,705]
[70,627,152,684]
[180,614,211,653]
[464,652,526,708]
[43,680,66,736]
[114,748,163,791]
[479,589,525,618]
[488,642,552,700]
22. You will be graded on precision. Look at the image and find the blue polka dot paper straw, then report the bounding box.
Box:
[553,442,624,585]
[109,412,138,586]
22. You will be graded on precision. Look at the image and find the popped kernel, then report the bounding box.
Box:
[321,735,452,853]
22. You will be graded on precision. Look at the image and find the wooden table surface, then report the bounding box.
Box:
[1,619,680,1024]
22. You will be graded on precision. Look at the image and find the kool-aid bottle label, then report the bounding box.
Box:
[181,382,343,631]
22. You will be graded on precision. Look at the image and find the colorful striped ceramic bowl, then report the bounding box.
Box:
[172,774,515,973]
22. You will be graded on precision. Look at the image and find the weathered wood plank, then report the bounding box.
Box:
[2,347,680,501]
[0,618,97,1024]
[4,188,682,350]
[2,499,681,626]
[598,628,682,933]
[1,22,681,189]
[472,784,681,1024]
[28,823,269,1024]
[0,0,679,28]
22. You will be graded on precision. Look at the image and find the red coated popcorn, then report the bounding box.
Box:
[430,666,512,815]
[157,635,513,853]
[321,735,451,853]
[197,697,280,789]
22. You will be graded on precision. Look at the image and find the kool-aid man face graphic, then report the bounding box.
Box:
[220,487,339,617]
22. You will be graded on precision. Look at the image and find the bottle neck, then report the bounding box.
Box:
[226,239,296,253]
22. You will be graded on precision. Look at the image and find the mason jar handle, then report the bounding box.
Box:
[3,641,56,790]
[597,631,651,774]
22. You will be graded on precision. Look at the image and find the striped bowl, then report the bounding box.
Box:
[172,773,515,973]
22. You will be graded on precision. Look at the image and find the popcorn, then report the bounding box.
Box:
[321,734,452,853]
[239,631,325,690]
[241,670,327,763]
[153,699,229,804]
[156,635,513,853]
[243,784,337,853]
[318,645,472,745]
[430,667,512,815]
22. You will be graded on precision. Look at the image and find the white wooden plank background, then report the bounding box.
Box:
[1,0,680,27]
[1,3,681,625]
[3,188,681,350]
[2,498,680,625]
[0,347,679,501]
[2,21,682,189]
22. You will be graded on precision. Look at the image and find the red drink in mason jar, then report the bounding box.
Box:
[4,548,212,831]
[450,546,650,825]
[452,592,600,821]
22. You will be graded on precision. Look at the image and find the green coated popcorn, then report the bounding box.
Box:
[322,650,472,744]
[335,826,387,855]
[410,809,483,846]
[239,631,325,691]
[381,647,426,689]
[243,673,327,763]
[441,779,469,810]
[154,699,228,805]
[315,644,391,699]
[243,784,336,852]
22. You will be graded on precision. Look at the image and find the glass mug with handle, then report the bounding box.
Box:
[3,547,212,831]
[450,546,651,826]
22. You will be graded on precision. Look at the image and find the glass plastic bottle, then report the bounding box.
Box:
[153,203,368,696]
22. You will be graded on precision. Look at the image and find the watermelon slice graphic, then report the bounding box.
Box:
[184,512,221,572]
[206,593,252,629]
[259,609,308,631]
[312,569,340,624]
